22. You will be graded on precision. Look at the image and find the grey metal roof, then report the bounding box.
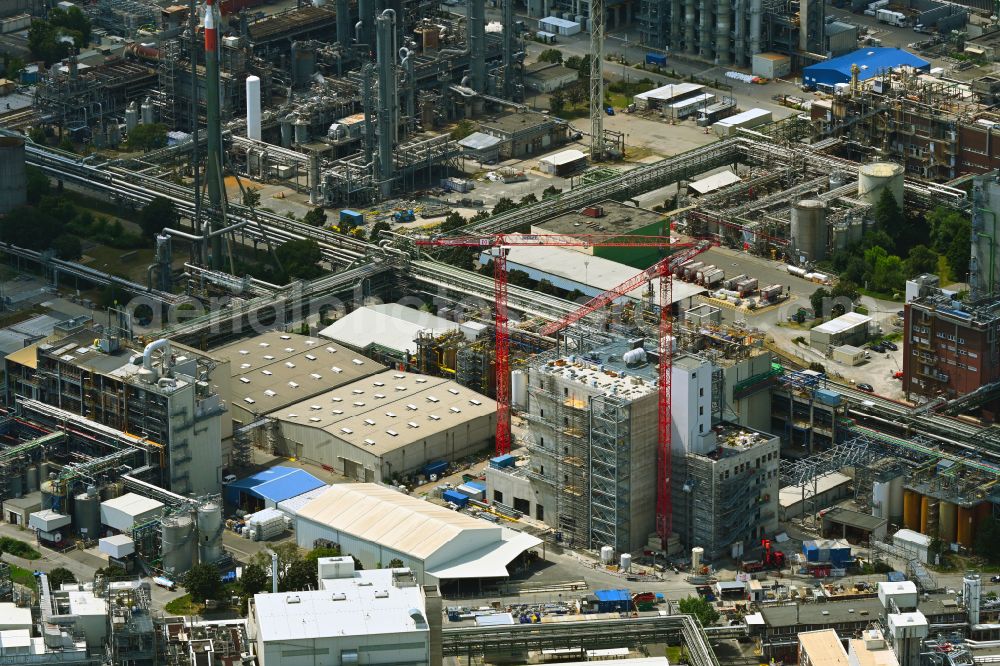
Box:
[458,132,504,150]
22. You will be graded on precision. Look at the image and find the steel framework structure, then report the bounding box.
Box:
[590,0,605,160]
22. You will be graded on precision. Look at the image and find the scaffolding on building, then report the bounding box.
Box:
[589,394,631,551]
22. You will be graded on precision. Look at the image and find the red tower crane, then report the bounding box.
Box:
[416,232,707,540]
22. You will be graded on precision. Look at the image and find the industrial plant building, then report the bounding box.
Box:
[292,484,541,584]
[4,329,230,496]
[802,48,929,90]
[271,370,496,482]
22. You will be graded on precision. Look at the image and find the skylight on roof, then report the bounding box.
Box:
[239,377,250,384]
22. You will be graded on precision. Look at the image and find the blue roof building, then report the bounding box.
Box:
[224,466,327,509]
[803,48,929,88]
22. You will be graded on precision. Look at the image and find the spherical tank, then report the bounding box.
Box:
[73,492,100,539]
[920,495,930,534]
[790,200,828,262]
[872,481,890,519]
[903,490,920,530]
[196,502,224,565]
[857,162,904,209]
[24,466,38,493]
[938,501,957,544]
[957,506,974,547]
[888,476,905,524]
[161,514,196,575]
[0,137,26,216]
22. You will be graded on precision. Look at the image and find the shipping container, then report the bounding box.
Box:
[723,274,748,290]
[340,209,364,227]
[490,454,515,469]
[702,269,725,287]
[442,490,469,507]
[752,53,791,79]
[695,265,716,284]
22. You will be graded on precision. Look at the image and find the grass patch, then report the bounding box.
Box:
[665,646,685,663]
[0,537,41,560]
[165,594,204,615]
[81,246,157,282]
[10,565,37,592]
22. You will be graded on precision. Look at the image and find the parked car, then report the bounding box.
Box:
[858,383,875,393]
[885,341,898,351]
[991,575,1000,583]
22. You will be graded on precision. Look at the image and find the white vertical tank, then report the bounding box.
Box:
[600,545,614,564]
[197,501,224,565]
[790,199,828,262]
[511,371,527,409]
[857,162,904,209]
[619,553,631,572]
[964,572,982,625]
[245,76,262,141]
[140,97,155,125]
[161,514,196,575]
[872,481,890,519]
[692,546,704,570]
[889,475,905,524]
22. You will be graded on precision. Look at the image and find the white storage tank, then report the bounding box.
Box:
[888,475,904,525]
[620,553,631,572]
[197,501,224,565]
[857,162,904,209]
[692,546,704,570]
[600,545,614,564]
[965,573,982,624]
[161,513,196,575]
[872,481,890,519]
[790,199,828,262]
[511,370,527,409]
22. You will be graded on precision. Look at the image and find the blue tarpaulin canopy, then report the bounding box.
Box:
[224,466,326,507]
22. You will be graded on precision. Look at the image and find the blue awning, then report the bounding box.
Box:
[225,466,326,505]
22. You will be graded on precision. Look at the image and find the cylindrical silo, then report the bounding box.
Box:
[25,466,38,493]
[511,371,527,409]
[0,137,26,215]
[161,513,196,575]
[280,119,293,148]
[245,75,262,141]
[903,490,920,531]
[41,480,61,511]
[8,474,22,499]
[964,573,982,625]
[920,495,930,534]
[74,488,100,539]
[293,120,309,144]
[692,546,704,570]
[197,501,224,565]
[872,481,890,519]
[939,501,957,544]
[125,102,139,133]
[857,162,904,209]
[790,199,828,262]
[889,476,904,525]
[140,96,155,125]
[958,506,975,547]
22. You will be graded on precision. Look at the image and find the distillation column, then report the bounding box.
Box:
[375,9,397,198]
[502,0,516,99]
[684,0,696,54]
[203,0,225,269]
[669,0,682,52]
[698,0,713,59]
[357,0,375,51]
[337,0,350,45]
[589,0,604,160]
[716,0,731,64]
[733,0,746,66]
[468,0,486,92]
[749,0,761,59]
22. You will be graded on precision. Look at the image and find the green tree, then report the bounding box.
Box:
[0,206,62,250]
[974,519,1000,564]
[677,596,720,627]
[50,7,91,45]
[369,221,391,241]
[1,53,24,79]
[492,197,517,215]
[125,123,168,152]
[388,558,405,568]
[441,211,466,232]
[928,207,972,281]
[904,244,938,277]
[549,90,565,116]
[183,563,223,602]
[830,279,859,302]
[242,188,261,208]
[873,189,905,243]
[26,166,50,205]
[519,193,538,206]
[28,20,68,65]
[537,48,563,64]
[138,196,177,239]
[303,207,327,227]
[52,234,81,260]
[868,249,905,294]
[542,185,562,198]
[28,126,46,145]
[809,287,830,316]
[240,564,268,596]
[449,119,475,140]
[565,83,586,108]
[47,567,77,589]
[281,559,318,591]
[305,546,342,561]
[276,239,324,280]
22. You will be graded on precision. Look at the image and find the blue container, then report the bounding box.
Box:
[645,53,667,66]
[490,454,515,469]
[815,389,842,407]
[442,490,468,507]
[467,481,487,493]
[340,209,364,227]
[594,589,631,613]
[424,460,448,477]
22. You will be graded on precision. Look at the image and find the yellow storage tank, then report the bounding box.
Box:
[904,490,921,531]
[920,495,930,534]
[958,506,975,548]
[939,502,957,544]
